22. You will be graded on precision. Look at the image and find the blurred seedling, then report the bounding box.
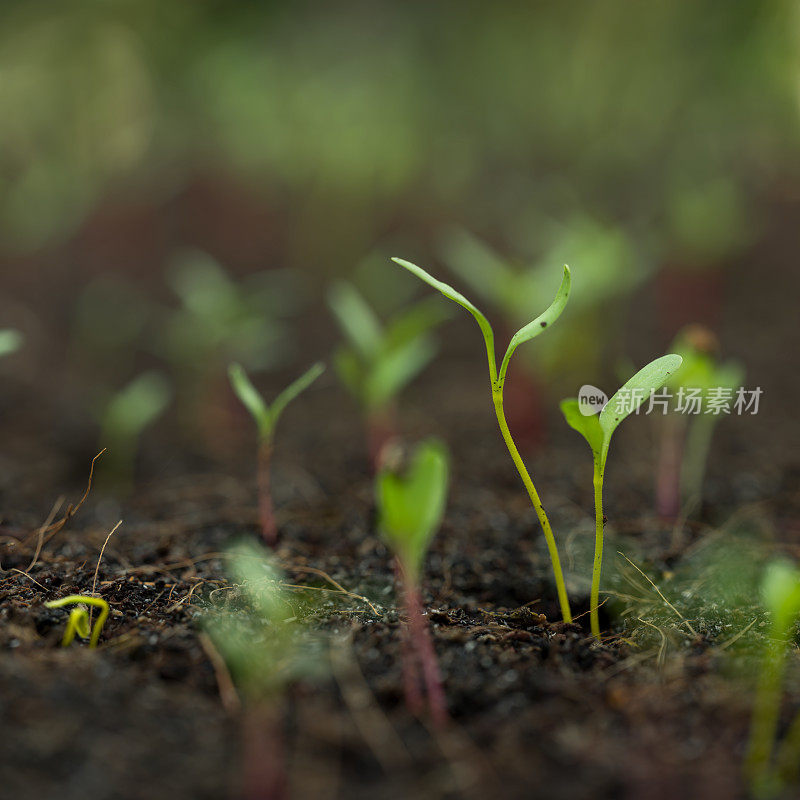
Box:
[440,219,642,387]
[393,257,573,622]
[376,438,449,728]
[560,354,682,639]
[229,361,324,544]
[204,541,325,798]
[328,280,449,467]
[71,276,153,379]
[745,561,800,799]
[666,176,751,268]
[0,329,23,357]
[163,250,298,378]
[655,324,744,521]
[45,595,109,648]
[161,250,300,446]
[99,371,171,490]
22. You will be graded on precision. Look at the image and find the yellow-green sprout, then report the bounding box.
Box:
[45,595,109,648]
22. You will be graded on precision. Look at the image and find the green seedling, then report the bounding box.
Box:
[45,595,109,648]
[205,540,325,799]
[160,251,301,448]
[440,220,642,387]
[229,361,325,544]
[745,561,800,799]
[71,276,153,379]
[164,250,299,376]
[377,438,449,728]
[560,354,682,639]
[392,257,573,622]
[656,325,744,520]
[0,329,23,357]
[99,371,171,490]
[328,280,449,466]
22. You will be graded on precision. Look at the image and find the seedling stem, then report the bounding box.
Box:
[591,457,605,639]
[393,257,573,622]
[491,387,571,622]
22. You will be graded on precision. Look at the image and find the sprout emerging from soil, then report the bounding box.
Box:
[205,541,325,800]
[376,438,449,728]
[392,257,573,623]
[0,329,23,357]
[229,361,325,544]
[328,280,449,467]
[45,595,109,648]
[100,371,171,490]
[560,354,682,639]
[745,561,800,799]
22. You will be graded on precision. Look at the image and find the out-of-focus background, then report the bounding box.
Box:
[1,0,798,493]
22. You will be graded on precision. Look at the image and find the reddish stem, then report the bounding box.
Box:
[367,408,398,473]
[396,559,448,729]
[395,561,424,716]
[257,441,277,545]
[241,703,286,800]
[655,415,685,522]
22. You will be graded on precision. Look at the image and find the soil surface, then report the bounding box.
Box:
[1,212,800,800]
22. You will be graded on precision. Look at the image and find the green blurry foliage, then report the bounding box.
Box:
[99,371,171,488]
[666,177,753,267]
[204,541,325,701]
[0,329,23,358]
[328,281,449,419]
[440,218,643,387]
[746,561,800,798]
[0,2,795,267]
[72,276,153,378]
[667,325,745,512]
[608,526,772,653]
[162,250,299,378]
[376,439,449,584]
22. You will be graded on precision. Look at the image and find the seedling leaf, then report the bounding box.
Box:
[560,398,604,457]
[270,362,326,428]
[499,265,571,384]
[391,257,496,377]
[104,372,171,438]
[366,337,435,409]
[377,439,449,580]
[229,362,325,440]
[599,354,683,443]
[328,281,382,358]
[229,362,270,435]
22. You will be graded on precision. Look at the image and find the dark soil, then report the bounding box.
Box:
[1,213,799,800]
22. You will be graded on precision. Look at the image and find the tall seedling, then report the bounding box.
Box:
[392,257,573,622]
